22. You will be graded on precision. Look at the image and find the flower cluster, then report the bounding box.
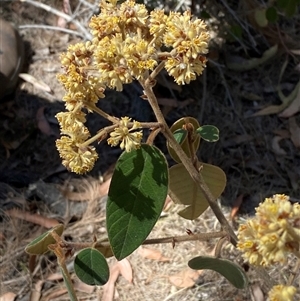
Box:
[56,0,209,173]
[268,285,296,301]
[107,117,142,152]
[237,194,300,266]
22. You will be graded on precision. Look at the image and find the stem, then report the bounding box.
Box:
[81,124,117,147]
[48,232,78,301]
[141,79,238,246]
[149,61,166,81]
[59,259,79,301]
[63,230,227,250]
[81,122,161,147]
[84,103,119,124]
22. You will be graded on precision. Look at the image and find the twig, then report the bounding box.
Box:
[20,0,92,40]
[141,79,238,246]
[63,230,227,250]
[19,24,85,38]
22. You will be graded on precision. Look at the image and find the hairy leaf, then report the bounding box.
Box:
[107,144,168,260]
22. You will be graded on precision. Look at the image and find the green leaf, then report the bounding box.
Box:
[74,248,109,286]
[277,0,288,8]
[200,10,211,19]
[169,163,226,220]
[167,117,200,163]
[266,6,278,22]
[284,0,297,17]
[188,256,248,289]
[254,8,268,27]
[107,144,168,260]
[173,129,187,144]
[196,125,219,142]
[228,24,243,39]
[25,224,64,255]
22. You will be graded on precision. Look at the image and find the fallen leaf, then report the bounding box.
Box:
[273,129,290,138]
[73,279,94,294]
[5,208,60,228]
[57,0,70,28]
[226,44,278,71]
[138,247,171,262]
[1,133,29,150]
[279,81,300,117]
[252,104,286,116]
[118,258,133,283]
[289,117,300,148]
[169,268,201,288]
[163,195,173,212]
[36,107,55,136]
[271,136,287,155]
[251,284,264,301]
[230,194,244,220]
[43,288,68,301]
[0,292,16,301]
[101,264,120,301]
[19,73,53,94]
[29,280,43,301]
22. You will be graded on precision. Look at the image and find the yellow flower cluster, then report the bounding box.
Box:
[268,285,297,301]
[56,0,209,173]
[107,117,142,152]
[237,194,300,266]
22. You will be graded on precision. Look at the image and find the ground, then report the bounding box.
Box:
[1,0,300,300]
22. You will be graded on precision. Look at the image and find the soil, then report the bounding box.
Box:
[1,0,300,301]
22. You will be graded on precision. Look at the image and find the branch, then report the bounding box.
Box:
[20,0,92,40]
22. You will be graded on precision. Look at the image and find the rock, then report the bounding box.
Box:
[0,18,24,99]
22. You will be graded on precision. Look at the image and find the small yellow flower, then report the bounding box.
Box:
[237,194,300,266]
[268,285,297,301]
[107,117,142,152]
[56,136,98,174]
[164,55,206,85]
[149,9,168,46]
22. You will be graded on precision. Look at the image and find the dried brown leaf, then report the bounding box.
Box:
[271,136,287,155]
[43,288,68,301]
[169,268,201,288]
[101,264,120,301]
[29,280,43,301]
[36,107,54,136]
[118,258,133,283]
[279,84,300,117]
[0,292,17,301]
[19,73,53,94]
[5,209,60,228]
[251,284,264,301]
[230,194,244,220]
[138,247,171,262]
[73,279,94,294]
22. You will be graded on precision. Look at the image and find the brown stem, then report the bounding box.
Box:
[81,122,161,147]
[140,79,238,246]
[63,230,227,250]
